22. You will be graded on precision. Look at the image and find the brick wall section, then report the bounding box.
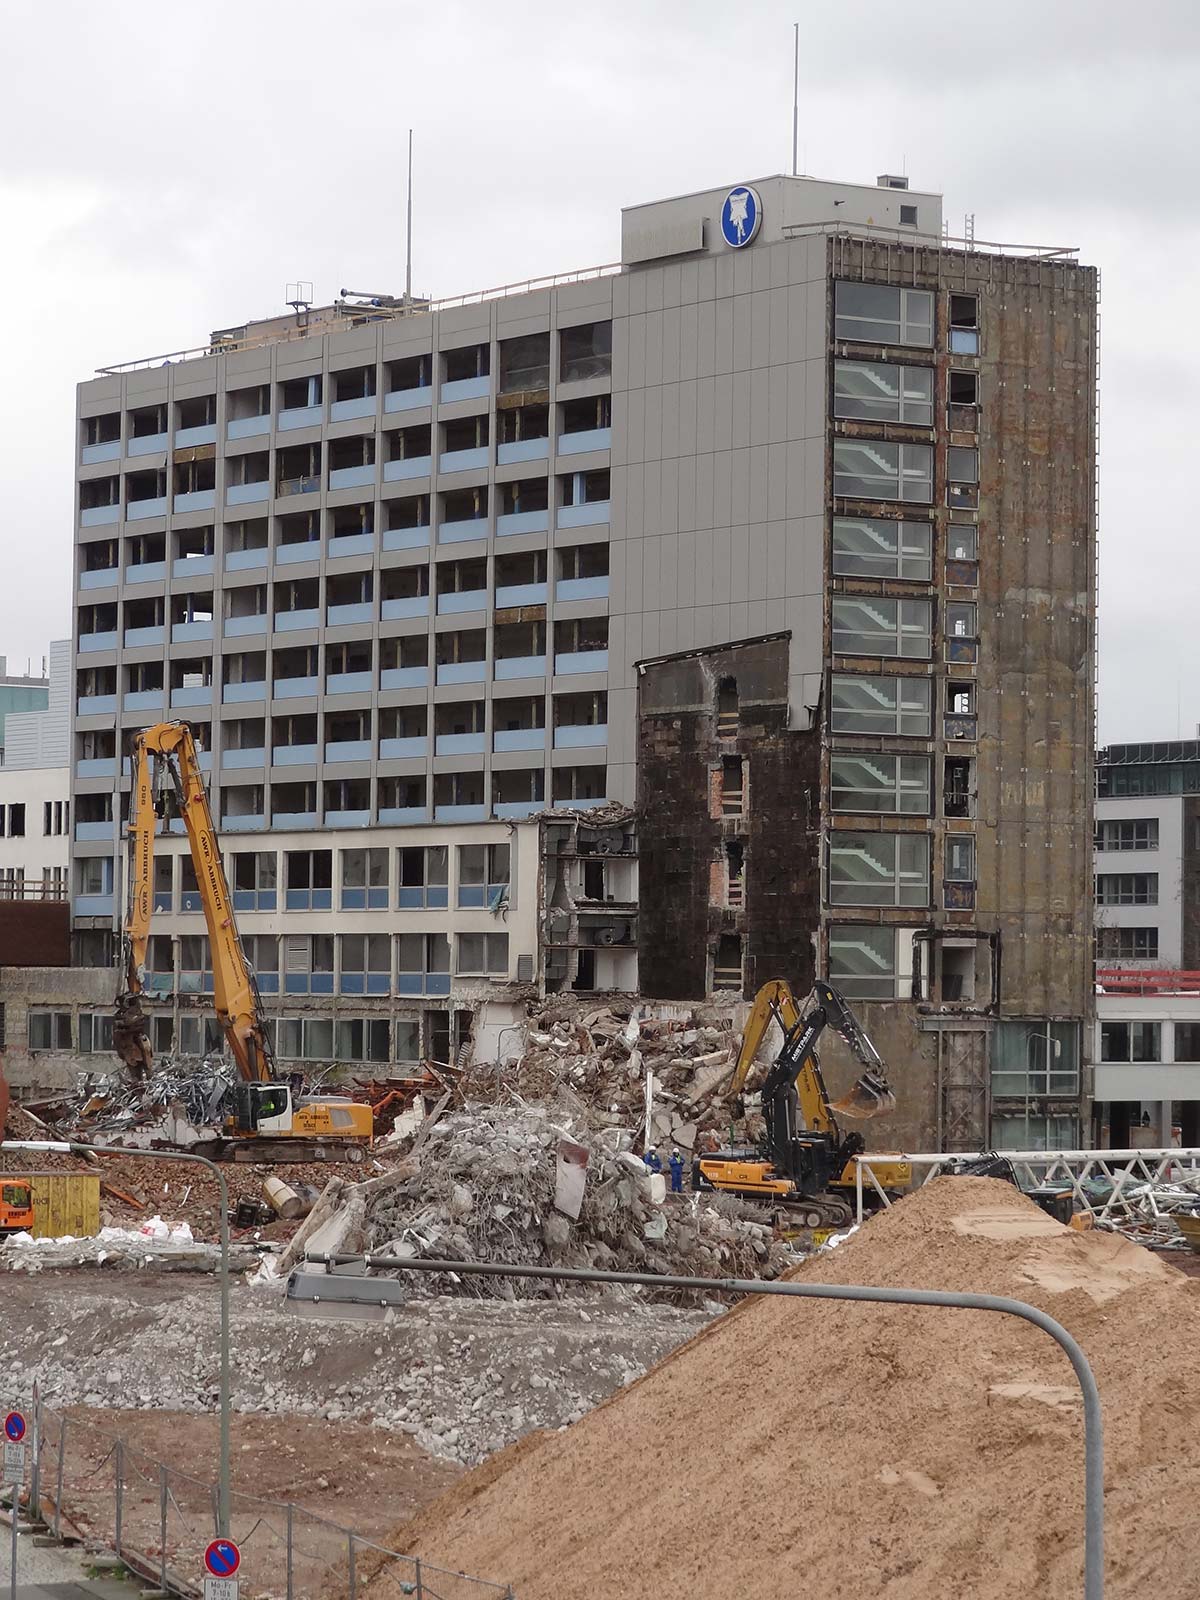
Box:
[0,902,70,967]
[637,634,819,1001]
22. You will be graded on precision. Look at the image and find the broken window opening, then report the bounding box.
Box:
[949,294,980,355]
[944,835,976,883]
[716,678,739,739]
[444,345,489,383]
[949,370,978,408]
[725,840,745,909]
[721,755,746,818]
[944,757,974,818]
[713,934,744,991]
[499,333,550,395]
[939,940,977,1003]
[560,321,612,384]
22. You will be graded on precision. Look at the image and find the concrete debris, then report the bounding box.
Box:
[0,1223,261,1274]
[362,1099,794,1299]
[0,1272,713,1466]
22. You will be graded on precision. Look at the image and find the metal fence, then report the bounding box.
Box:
[6,1398,513,1600]
[854,1145,1200,1227]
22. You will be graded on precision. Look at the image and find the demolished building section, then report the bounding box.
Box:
[538,805,638,995]
[637,634,819,1002]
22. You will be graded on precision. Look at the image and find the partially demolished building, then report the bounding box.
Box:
[68,169,1097,1147]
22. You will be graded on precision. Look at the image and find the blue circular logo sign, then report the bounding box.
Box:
[4,1412,26,1443]
[720,185,762,249]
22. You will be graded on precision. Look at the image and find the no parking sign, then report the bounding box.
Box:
[203,1536,241,1600]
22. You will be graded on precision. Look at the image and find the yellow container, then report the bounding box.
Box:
[26,1173,101,1239]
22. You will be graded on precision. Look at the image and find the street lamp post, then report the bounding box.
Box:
[3,1140,233,1537]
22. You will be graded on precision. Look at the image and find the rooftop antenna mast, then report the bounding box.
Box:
[791,23,799,176]
[405,129,414,306]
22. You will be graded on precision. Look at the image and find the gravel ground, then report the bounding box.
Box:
[0,1268,715,1467]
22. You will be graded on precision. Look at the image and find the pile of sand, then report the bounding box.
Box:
[375,1176,1200,1598]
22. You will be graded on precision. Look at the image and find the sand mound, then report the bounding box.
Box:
[374,1176,1200,1598]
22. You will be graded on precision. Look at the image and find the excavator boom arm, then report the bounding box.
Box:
[728,978,894,1136]
[116,722,273,1083]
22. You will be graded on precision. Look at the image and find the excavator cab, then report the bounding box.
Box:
[230,1081,293,1135]
[0,1179,34,1235]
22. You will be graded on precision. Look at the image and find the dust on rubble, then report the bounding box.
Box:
[0,1268,712,1467]
[363,1099,794,1298]
[375,1175,1200,1600]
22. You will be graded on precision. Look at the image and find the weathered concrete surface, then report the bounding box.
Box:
[637,634,819,1001]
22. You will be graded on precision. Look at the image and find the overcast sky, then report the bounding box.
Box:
[1,0,1195,742]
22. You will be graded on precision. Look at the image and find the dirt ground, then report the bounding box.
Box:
[380,1176,1200,1599]
[42,1406,460,1596]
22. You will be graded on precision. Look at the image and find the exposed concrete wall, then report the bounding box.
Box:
[637,634,820,1001]
[821,239,1097,1148]
[973,253,1097,1021]
[0,964,115,1095]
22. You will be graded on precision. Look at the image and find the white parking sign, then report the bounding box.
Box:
[2,1441,24,1485]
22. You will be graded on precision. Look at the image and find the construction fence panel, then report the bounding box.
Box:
[5,1396,514,1600]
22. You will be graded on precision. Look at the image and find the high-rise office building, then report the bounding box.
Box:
[70,171,1098,1146]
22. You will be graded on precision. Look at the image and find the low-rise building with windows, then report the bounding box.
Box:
[1093,741,1200,1144]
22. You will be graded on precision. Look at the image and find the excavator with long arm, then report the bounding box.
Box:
[694,978,911,1228]
[113,721,372,1161]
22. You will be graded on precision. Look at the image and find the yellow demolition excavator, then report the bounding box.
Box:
[112,720,372,1161]
[694,978,912,1228]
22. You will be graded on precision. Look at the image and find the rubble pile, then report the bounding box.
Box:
[473,1001,743,1152]
[43,1056,240,1146]
[365,1099,793,1297]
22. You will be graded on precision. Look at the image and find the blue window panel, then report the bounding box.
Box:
[458,887,486,909]
[426,974,452,997]
[366,974,390,995]
[256,974,280,994]
[340,974,366,995]
[398,973,423,995]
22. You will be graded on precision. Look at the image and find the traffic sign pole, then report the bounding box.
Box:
[5,1411,26,1600]
[204,1536,241,1600]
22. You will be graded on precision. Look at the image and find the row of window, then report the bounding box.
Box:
[1095,873,1158,906]
[827,831,975,908]
[81,526,609,586]
[833,282,980,354]
[833,360,978,427]
[73,766,603,857]
[80,463,611,522]
[832,438,978,507]
[81,323,614,453]
[29,1007,441,1065]
[137,929,513,993]
[831,516,978,581]
[1094,819,1159,852]
[831,595,978,659]
[1100,1021,1200,1064]
[1095,928,1158,960]
[0,803,69,841]
[146,843,512,913]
